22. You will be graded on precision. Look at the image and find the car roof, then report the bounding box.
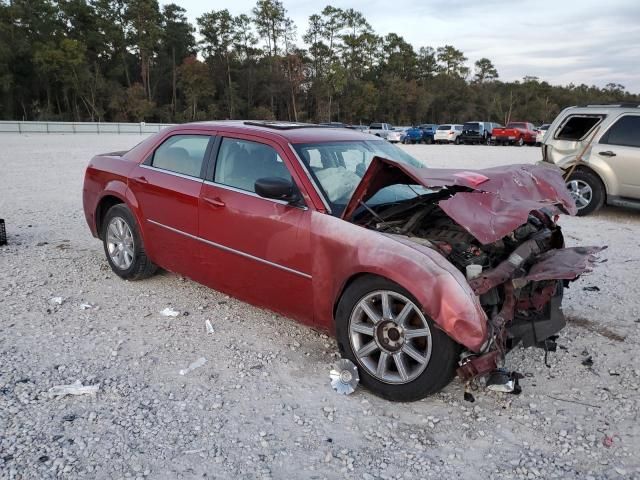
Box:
[171,120,376,144]
[561,104,640,115]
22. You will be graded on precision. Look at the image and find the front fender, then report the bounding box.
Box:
[311,213,488,351]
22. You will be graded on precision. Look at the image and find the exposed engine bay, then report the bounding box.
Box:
[353,186,604,385]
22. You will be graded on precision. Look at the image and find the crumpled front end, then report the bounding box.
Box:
[345,157,606,383]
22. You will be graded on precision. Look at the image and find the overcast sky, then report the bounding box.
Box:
[175,0,640,92]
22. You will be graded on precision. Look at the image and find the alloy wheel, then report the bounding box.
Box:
[349,290,433,384]
[567,179,593,210]
[106,216,135,270]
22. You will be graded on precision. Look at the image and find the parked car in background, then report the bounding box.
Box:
[367,123,394,140]
[418,124,438,144]
[386,127,406,144]
[402,124,438,144]
[542,104,640,215]
[83,120,601,401]
[492,122,537,146]
[459,121,494,144]
[535,124,551,146]
[433,124,463,144]
[346,125,369,132]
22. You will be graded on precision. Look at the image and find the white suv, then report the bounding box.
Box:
[434,124,463,144]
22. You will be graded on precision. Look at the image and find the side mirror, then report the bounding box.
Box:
[255,177,301,204]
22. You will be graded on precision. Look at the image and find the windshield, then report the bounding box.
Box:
[293,140,427,216]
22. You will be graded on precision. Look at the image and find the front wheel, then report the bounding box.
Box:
[102,204,157,280]
[566,170,605,216]
[335,276,459,402]
[517,137,524,147]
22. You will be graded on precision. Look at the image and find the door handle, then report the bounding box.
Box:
[598,151,616,157]
[203,197,226,208]
[131,175,149,184]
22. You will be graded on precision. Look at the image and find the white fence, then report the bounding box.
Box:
[0,121,176,134]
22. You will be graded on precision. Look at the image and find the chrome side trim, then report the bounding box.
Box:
[140,164,204,183]
[288,143,332,214]
[147,219,312,280]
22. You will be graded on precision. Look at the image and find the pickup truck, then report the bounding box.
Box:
[491,122,537,146]
[367,123,403,143]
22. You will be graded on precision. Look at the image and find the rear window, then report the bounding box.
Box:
[463,122,480,130]
[370,123,382,129]
[437,125,451,130]
[507,122,527,129]
[555,115,604,141]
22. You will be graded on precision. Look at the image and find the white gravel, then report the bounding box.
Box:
[0,135,639,479]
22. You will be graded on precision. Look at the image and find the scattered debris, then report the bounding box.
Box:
[160,307,180,317]
[582,356,594,367]
[49,297,64,305]
[205,320,214,334]
[38,455,49,463]
[80,303,94,310]
[329,358,359,395]
[62,414,76,422]
[609,370,620,376]
[486,369,521,394]
[602,435,615,448]
[48,380,99,398]
[583,286,600,292]
[179,357,207,376]
[463,391,475,403]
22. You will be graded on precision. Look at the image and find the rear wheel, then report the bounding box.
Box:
[454,137,460,145]
[335,276,459,402]
[102,204,157,280]
[517,137,524,147]
[566,169,605,216]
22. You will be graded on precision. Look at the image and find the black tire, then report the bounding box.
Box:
[335,276,460,402]
[102,204,157,280]
[425,137,433,144]
[516,137,524,147]
[566,169,605,216]
[454,137,460,145]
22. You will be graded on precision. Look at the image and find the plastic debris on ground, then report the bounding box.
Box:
[49,380,100,398]
[80,303,95,310]
[205,320,214,334]
[179,357,207,375]
[50,297,64,305]
[329,358,359,395]
[160,307,180,317]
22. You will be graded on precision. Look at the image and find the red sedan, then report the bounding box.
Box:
[83,121,602,401]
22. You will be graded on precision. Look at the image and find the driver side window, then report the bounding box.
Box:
[214,138,292,193]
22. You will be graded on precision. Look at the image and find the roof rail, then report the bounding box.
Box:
[243,121,328,130]
[579,103,640,108]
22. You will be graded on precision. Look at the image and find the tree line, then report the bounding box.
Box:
[0,0,637,125]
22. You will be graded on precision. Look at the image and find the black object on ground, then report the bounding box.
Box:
[0,219,6,246]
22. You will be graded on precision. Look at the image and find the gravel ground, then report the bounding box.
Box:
[0,135,639,480]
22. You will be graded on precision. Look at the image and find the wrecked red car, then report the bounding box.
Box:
[83,121,603,401]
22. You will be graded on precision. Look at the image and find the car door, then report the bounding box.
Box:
[129,132,215,275]
[196,134,314,324]
[597,114,640,198]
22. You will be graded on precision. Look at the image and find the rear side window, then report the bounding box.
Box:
[437,125,450,130]
[555,115,603,141]
[600,115,640,148]
[214,138,292,193]
[152,135,211,178]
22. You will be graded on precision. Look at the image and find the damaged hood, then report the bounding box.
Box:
[341,157,577,244]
